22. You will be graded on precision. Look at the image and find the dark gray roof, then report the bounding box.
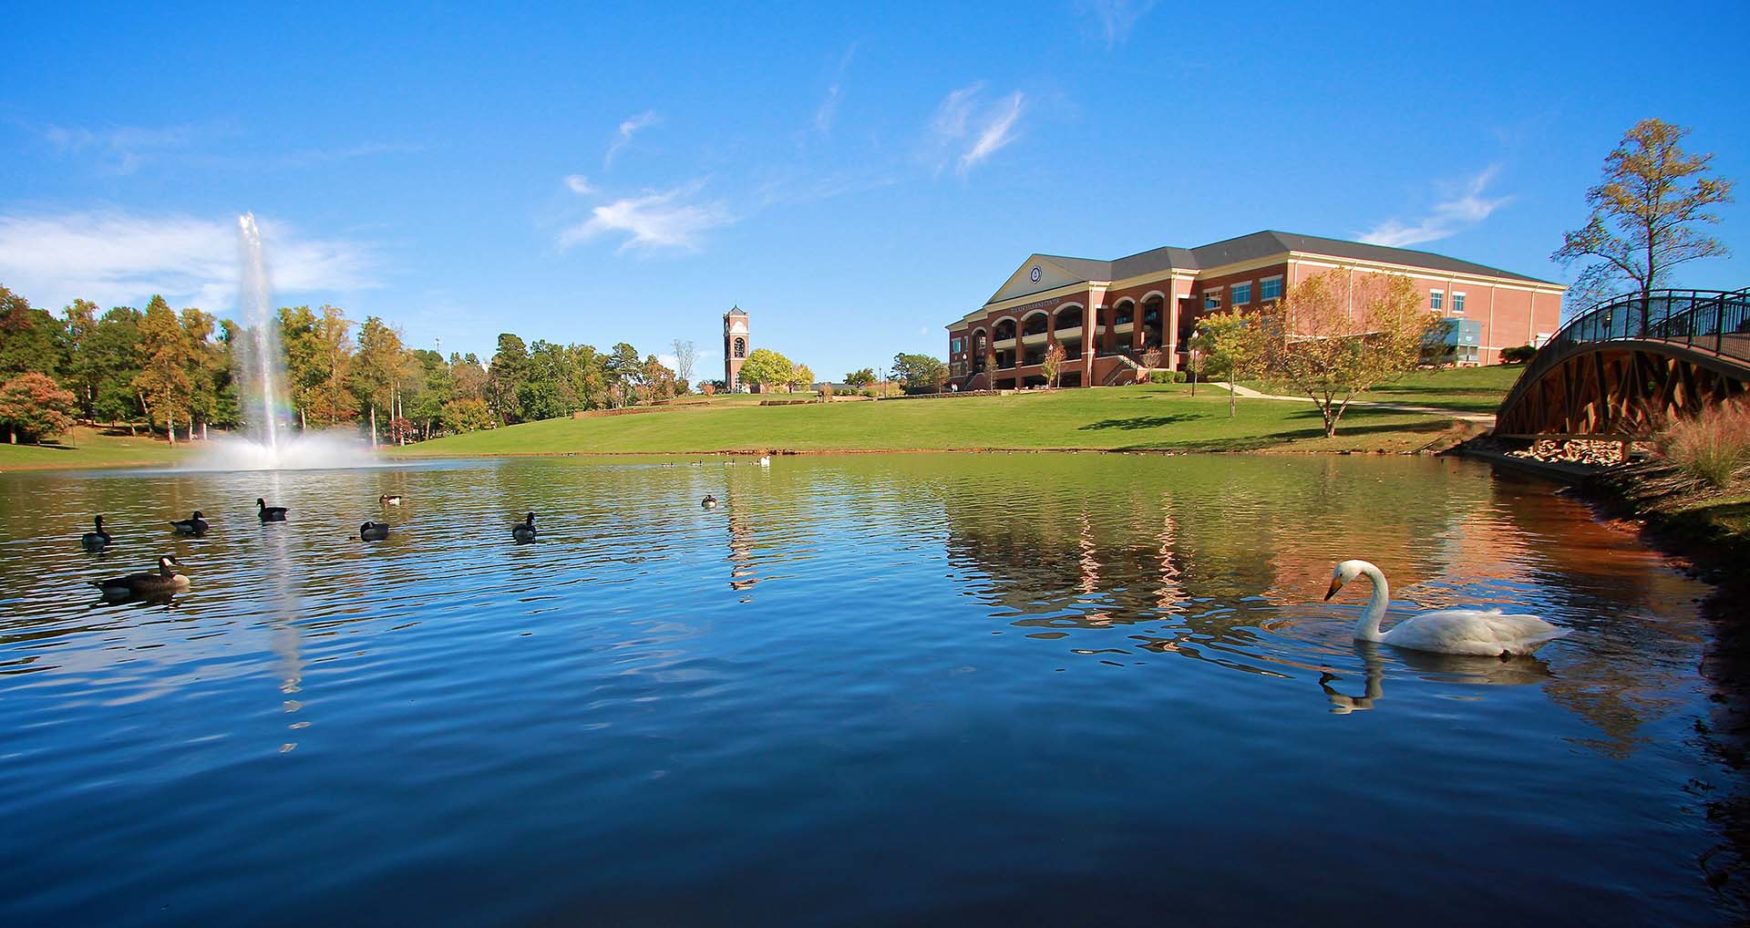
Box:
[1198,231,1557,284]
[1024,230,1557,290]
[1032,254,1116,281]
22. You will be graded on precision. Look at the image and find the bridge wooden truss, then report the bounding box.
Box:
[1495,289,1749,437]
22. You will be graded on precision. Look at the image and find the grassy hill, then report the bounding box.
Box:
[396,379,1495,458]
[0,426,192,471]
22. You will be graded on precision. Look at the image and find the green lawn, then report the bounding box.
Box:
[0,426,192,471]
[396,382,1468,458]
[1237,364,1522,414]
[1351,365,1524,412]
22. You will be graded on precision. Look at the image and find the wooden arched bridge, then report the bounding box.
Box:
[1495,288,1750,437]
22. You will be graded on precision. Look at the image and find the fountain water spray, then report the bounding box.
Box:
[237,213,285,449]
[185,214,376,471]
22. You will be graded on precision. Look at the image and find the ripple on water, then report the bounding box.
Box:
[0,454,1735,927]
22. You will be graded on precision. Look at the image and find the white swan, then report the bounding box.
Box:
[1324,559,1569,656]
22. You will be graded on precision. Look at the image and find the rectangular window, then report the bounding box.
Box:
[1452,292,1466,314]
[952,337,963,354]
[1430,290,1444,311]
[1204,289,1222,311]
[1260,276,1283,301]
[1231,282,1252,306]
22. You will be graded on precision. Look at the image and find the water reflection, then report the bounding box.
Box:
[1319,642,1554,714]
[0,454,1735,926]
[937,455,1706,747]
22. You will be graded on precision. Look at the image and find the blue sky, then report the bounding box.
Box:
[3,1,1747,378]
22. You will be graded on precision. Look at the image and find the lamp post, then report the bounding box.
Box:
[1188,347,1202,397]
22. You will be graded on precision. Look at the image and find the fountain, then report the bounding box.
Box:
[186,214,375,470]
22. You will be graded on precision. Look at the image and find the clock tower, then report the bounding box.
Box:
[723,306,749,391]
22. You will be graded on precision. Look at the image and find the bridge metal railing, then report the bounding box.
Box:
[1503,287,1750,411]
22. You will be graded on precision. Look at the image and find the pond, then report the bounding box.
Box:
[0,454,1737,926]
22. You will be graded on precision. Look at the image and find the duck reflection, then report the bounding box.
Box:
[726,500,758,593]
[1319,642,1553,714]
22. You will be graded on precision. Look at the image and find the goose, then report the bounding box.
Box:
[169,511,209,536]
[94,555,189,598]
[701,494,718,509]
[81,515,113,551]
[1324,559,1569,657]
[256,498,289,522]
[359,521,391,541]
[758,455,771,467]
[380,494,404,507]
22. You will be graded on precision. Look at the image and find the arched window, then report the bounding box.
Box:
[733,337,746,358]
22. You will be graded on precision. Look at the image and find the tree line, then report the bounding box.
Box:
[0,285,697,444]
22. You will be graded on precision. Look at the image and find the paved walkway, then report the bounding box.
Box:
[1214,382,1497,426]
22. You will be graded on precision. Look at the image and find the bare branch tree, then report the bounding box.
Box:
[671,339,696,386]
[1554,119,1735,311]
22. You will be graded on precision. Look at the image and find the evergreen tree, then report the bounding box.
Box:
[487,333,530,423]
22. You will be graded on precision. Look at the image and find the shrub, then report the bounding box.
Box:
[1662,401,1750,490]
[1501,345,1538,364]
[1149,370,1173,384]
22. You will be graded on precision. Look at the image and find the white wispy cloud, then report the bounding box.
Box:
[564,174,595,194]
[604,110,661,169]
[814,44,858,134]
[1360,166,1513,248]
[0,211,380,313]
[1077,0,1156,47]
[816,84,843,134]
[559,181,733,252]
[42,123,202,174]
[930,83,1027,174]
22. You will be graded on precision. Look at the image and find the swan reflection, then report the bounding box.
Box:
[1320,642,1554,714]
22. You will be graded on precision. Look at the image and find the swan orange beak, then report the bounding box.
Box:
[1324,576,1343,601]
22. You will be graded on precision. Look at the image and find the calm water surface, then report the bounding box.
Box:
[0,454,1737,926]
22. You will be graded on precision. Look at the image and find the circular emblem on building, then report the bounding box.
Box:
[1030,266,1041,282]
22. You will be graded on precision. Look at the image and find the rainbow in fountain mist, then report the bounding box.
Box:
[187,214,374,471]
[236,213,291,447]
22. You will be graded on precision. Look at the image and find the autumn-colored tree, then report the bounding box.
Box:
[789,362,814,393]
[133,297,196,443]
[1244,269,1438,437]
[0,372,76,443]
[638,354,679,403]
[1554,119,1735,309]
[449,352,488,402]
[1041,343,1065,389]
[352,316,411,444]
[302,306,357,428]
[1190,311,1257,418]
[181,308,230,436]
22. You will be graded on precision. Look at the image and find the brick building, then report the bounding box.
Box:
[946,230,1566,389]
